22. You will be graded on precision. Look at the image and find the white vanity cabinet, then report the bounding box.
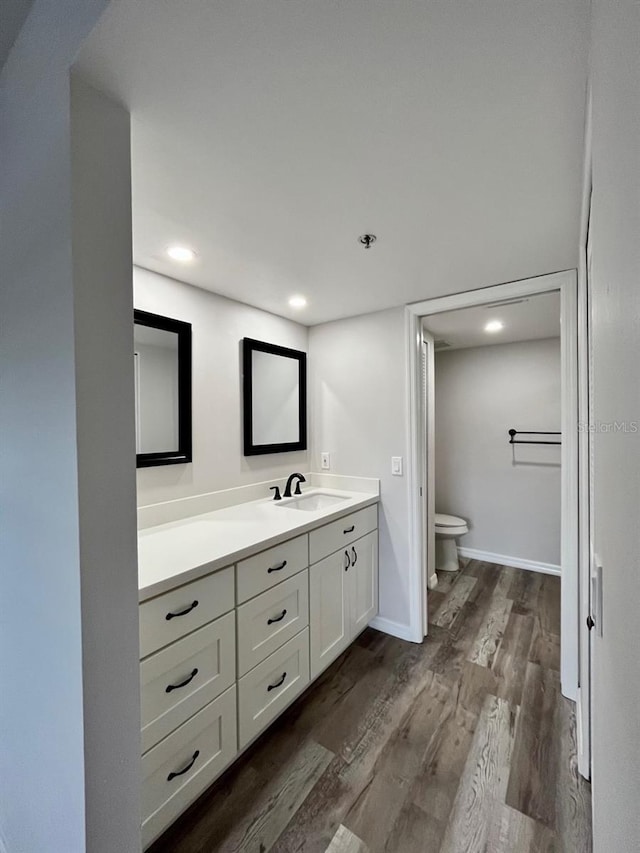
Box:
[139,569,238,848]
[138,499,378,849]
[238,627,310,747]
[309,528,379,679]
[350,531,379,636]
[141,685,237,848]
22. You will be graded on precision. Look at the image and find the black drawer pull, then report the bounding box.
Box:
[268,560,287,574]
[166,668,199,693]
[343,525,355,534]
[167,750,200,781]
[268,609,287,625]
[166,600,199,621]
[267,672,287,691]
[352,546,358,565]
[344,550,351,572]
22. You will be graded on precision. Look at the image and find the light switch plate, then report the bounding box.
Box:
[391,456,403,476]
[320,452,331,470]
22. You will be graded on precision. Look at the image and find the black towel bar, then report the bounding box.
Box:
[508,429,561,446]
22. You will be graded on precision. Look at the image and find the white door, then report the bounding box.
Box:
[577,182,594,779]
[421,330,436,635]
[349,532,378,637]
[309,550,351,679]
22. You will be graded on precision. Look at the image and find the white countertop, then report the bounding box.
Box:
[138,488,379,602]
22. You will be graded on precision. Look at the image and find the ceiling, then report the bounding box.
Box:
[423,291,561,350]
[76,0,588,326]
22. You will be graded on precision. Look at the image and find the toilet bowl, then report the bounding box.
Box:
[435,513,469,573]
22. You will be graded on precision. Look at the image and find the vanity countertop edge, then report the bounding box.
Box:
[138,490,379,603]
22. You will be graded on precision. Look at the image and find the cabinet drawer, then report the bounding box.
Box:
[139,566,234,659]
[237,571,309,677]
[236,535,308,604]
[309,504,378,564]
[141,685,237,849]
[141,611,236,754]
[238,628,309,748]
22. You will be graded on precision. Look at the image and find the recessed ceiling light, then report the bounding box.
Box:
[484,320,504,333]
[167,245,197,262]
[289,295,307,309]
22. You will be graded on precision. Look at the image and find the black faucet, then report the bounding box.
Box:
[283,472,306,498]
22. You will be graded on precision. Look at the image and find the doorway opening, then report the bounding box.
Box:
[424,290,562,578]
[405,270,591,777]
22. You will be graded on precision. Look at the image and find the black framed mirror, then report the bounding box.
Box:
[242,338,307,456]
[134,309,192,468]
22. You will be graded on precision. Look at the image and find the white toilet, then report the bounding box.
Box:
[435,513,469,572]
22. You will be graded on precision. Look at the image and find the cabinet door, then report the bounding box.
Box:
[309,550,351,679]
[349,532,378,638]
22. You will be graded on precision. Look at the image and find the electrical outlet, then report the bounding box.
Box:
[391,456,403,476]
[320,452,331,470]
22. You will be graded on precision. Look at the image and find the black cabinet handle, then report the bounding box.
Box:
[165,668,199,693]
[343,525,355,534]
[345,550,351,571]
[166,600,199,621]
[352,546,358,565]
[268,609,287,625]
[167,750,200,781]
[268,560,287,574]
[267,672,287,691]
[586,615,595,631]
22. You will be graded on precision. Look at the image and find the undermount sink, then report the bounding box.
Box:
[277,491,348,511]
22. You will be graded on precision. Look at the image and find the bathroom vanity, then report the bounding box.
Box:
[137,484,379,848]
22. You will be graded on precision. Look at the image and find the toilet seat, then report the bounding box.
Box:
[435,513,468,536]
[434,513,469,572]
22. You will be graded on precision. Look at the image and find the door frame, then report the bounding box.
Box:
[420,329,437,635]
[405,269,582,703]
[575,84,593,780]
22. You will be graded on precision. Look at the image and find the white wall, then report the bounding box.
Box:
[134,267,310,506]
[589,0,640,848]
[309,308,413,637]
[435,338,561,567]
[0,3,141,850]
[70,76,141,853]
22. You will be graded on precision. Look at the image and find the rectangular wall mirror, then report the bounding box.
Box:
[243,338,307,455]
[134,309,192,467]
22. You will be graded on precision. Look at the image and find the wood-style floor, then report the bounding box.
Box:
[149,560,592,853]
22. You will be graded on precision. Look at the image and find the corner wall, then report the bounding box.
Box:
[0,3,141,851]
[71,76,141,853]
[435,338,561,568]
[1,61,87,853]
[309,308,413,637]
[589,0,640,847]
[134,267,310,506]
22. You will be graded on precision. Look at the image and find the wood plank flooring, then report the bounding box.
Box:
[149,561,592,853]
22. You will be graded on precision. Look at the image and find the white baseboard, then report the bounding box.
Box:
[370,615,421,643]
[457,547,561,577]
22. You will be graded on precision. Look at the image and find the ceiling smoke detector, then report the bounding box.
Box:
[358,234,377,249]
